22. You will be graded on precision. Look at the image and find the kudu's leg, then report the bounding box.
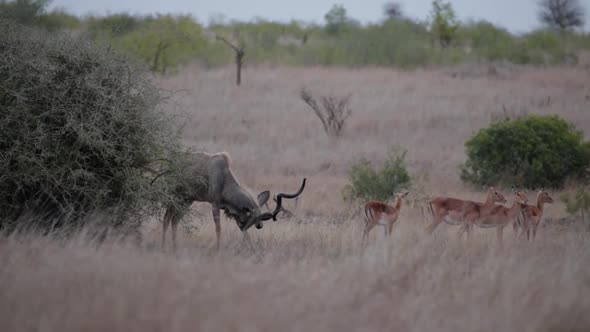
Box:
[212,207,221,251]
[171,215,180,252]
[162,209,172,251]
[242,231,257,253]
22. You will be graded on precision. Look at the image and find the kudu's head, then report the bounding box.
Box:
[222,178,307,231]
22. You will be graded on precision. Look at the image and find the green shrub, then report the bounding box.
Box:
[461,115,590,189]
[0,21,185,232]
[346,148,412,202]
[561,187,590,226]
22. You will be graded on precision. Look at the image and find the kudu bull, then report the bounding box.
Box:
[161,152,306,251]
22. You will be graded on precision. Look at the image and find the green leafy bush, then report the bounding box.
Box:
[346,149,412,202]
[0,21,185,232]
[461,115,590,189]
[561,187,590,225]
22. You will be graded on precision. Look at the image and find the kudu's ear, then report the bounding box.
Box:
[257,191,271,207]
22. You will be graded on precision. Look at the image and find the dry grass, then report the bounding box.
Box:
[1,220,589,332]
[2,64,590,331]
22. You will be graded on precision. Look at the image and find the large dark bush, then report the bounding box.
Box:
[0,21,184,232]
[461,115,590,189]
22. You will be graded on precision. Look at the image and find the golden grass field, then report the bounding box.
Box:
[1,64,590,331]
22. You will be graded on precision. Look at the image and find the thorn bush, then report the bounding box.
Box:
[0,21,186,233]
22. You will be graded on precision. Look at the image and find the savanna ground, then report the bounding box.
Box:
[2,64,590,331]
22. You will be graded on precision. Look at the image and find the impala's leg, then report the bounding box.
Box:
[457,222,468,239]
[387,222,394,236]
[162,208,172,251]
[497,226,504,248]
[362,224,375,250]
[212,206,221,251]
[362,226,368,250]
[532,223,538,242]
[513,218,520,238]
[425,209,445,234]
[526,227,531,241]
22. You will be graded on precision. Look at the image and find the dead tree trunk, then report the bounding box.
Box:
[152,41,169,74]
[216,35,245,86]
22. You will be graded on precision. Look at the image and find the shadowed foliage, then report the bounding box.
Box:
[0,21,186,232]
[461,115,590,189]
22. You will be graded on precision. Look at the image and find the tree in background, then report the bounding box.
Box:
[383,2,404,20]
[538,0,585,31]
[325,4,352,35]
[0,0,47,25]
[115,15,206,74]
[216,34,245,86]
[428,0,459,48]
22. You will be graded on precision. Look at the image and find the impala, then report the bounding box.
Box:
[425,187,507,236]
[161,151,306,251]
[457,189,528,246]
[362,191,409,249]
[515,189,553,241]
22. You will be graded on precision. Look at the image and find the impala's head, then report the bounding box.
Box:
[223,178,307,232]
[537,189,554,204]
[511,186,528,204]
[396,191,409,199]
[484,186,507,204]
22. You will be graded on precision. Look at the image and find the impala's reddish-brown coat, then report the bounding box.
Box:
[425,187,507,236]
[362,192,409,248]
[516,190,554,241]
[458,189,528,246]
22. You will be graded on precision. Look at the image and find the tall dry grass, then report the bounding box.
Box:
[1,64,589,331]
[1,219,589,332]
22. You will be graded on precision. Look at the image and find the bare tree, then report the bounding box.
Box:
[216,35,245,86]
[300,88,352,137]
[538,0,586,31]
[383,1,404,20]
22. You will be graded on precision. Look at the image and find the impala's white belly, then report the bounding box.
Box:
[473,223,498,228]
[443,216,463,225]
[377,217,390,225]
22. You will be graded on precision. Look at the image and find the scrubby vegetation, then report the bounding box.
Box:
[345,148,412,202]
[461,115,590,189]
[0,20,186,232]
[562,187,590,226]
[2,0,589,72]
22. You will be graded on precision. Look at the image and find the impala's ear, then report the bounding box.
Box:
[257,191,271,207]
[402,191,409,197]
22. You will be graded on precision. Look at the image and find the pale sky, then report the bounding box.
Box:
[49,0,590,33]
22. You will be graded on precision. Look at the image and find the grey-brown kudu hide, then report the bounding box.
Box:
[161,152,306,251]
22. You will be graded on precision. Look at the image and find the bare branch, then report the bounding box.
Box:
[300,88,352,137]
